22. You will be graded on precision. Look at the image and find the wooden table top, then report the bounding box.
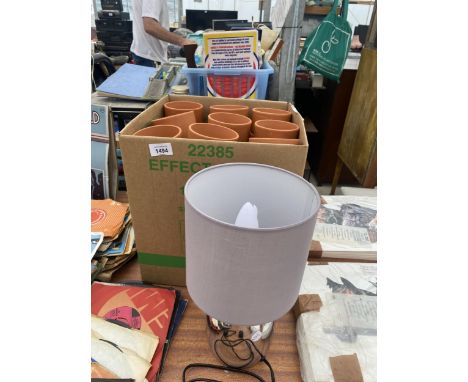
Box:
[111,257,303,382]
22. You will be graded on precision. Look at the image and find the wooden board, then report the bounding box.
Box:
[265,38,284,62]
[111,258,303,382]
[337,47,377,186]
[304,116,319,133]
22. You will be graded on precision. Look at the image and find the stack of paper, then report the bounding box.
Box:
[296,263,377,382]
[309,196,377,261]
[91,199,135,281]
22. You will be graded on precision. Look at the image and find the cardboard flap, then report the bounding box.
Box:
[309,240,323,257]
[293,294,323,319]
[121,95,169,136]
[329,354,364,382]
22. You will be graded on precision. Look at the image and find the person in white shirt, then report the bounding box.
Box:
[130,0,193,67]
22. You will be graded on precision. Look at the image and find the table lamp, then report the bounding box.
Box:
[184,163,320,372]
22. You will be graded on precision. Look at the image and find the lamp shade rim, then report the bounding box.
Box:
[184,162,321,232]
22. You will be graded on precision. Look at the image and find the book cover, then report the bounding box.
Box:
[299,263,377,298]
[310,196,377,261]
[92,104,118,199]
[92,140,110,200]
[91,282,176,382]
[96,63,158,100]
[92,104,110,139]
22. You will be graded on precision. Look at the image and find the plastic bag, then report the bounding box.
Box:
[298,0,352,81]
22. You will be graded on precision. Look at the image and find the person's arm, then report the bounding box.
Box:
[143,17,193,46]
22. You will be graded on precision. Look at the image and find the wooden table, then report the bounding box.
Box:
[111,258,303,382]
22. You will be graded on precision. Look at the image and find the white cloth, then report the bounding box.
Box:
[131,0,169,63]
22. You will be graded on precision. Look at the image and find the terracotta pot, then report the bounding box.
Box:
[164,101,204,122]
[249,137,300,145]
[209,104,249,116]
[148,111,196,138]
[253,119,299,139]
[171,85,189,95]
[252,107,292,123]
[134,124,182,138]
[188,123,240,142]
[207,112,252,142]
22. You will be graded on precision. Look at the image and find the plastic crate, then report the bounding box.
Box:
[181,61,273,99]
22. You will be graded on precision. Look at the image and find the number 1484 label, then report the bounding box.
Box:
[149,143,173,157]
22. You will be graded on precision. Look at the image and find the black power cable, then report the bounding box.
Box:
[182,330,276,382]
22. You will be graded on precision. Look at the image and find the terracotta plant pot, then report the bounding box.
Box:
[207,112,252,142]
[188,123,239,142]
[171,85,189,95]
[253,119,300,139]
[164,101,204,122]
[252,107,292,123]
[249,137,300,145]
[148,111,196,138]
[209,104,249,116]
[134,124,182,138]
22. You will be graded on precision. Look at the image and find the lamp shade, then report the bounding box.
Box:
[184,163,321,325]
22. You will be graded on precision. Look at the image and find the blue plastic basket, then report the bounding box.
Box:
[181,61,273,100]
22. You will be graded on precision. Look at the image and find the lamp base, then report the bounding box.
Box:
[206,316,274,368]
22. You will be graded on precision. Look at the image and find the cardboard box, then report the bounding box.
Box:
[119,95,309,286]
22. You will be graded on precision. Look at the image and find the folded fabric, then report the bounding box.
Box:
[92,315,159,363]
[91,331,151,382]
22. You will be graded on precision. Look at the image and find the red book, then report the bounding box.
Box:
[91,282,176,382]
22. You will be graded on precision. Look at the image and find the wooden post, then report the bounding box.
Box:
[263,0,272,22]
[365,0,377,49]
[330,158,343,195]
[278,0,305,102]
[177,0,184,26]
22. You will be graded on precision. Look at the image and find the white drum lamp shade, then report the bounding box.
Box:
[184,163,321,325]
